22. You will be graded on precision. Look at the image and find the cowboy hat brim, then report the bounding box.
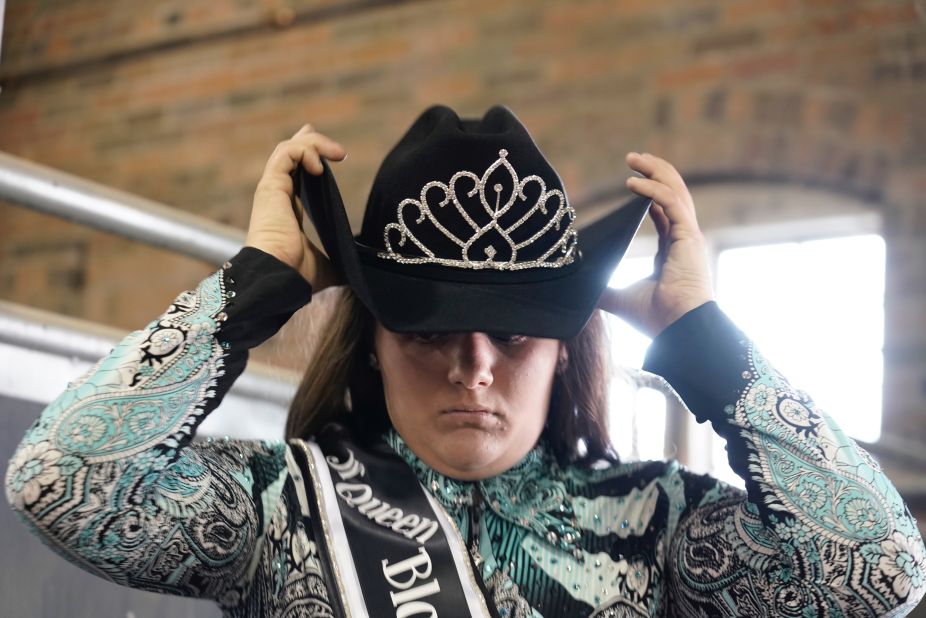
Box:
[295,159,650,340]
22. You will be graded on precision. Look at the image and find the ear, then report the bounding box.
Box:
[371,320,386,355]
[556,342,569,374]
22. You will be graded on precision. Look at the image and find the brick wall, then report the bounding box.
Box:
[1,0,924,451]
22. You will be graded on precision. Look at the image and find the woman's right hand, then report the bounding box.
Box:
[245,123,347,291]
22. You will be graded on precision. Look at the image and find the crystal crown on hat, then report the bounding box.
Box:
[378,149,578,270]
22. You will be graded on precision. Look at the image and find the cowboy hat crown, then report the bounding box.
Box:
[296,104,650,339]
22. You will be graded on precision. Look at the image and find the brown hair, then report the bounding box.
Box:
[286,288,617,464]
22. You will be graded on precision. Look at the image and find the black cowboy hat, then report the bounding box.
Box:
[294,105,650,340]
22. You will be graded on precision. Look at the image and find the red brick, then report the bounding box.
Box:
[730,52,799,79]
[655,62,726,90]
[724,0,800,22]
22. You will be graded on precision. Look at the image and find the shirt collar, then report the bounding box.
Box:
[384,429,584,557]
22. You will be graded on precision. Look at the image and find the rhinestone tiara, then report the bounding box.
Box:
[378,149,578,270]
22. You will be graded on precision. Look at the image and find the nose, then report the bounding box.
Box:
[446,333,495,389]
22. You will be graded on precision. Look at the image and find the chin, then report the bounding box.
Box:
[432,437,513,480]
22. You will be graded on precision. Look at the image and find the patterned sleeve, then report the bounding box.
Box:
[642,301,926,616]
[3,247,312,601]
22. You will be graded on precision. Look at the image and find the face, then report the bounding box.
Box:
[373,325,563,481]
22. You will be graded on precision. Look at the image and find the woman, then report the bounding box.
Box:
[6,105,925,617]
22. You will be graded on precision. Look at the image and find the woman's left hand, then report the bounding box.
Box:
[597,152,714,338]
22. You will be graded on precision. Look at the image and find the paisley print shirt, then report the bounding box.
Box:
[5,247,925,617]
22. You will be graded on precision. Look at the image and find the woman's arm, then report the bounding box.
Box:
[4,248,310,599]
[645,301,926,616]
[4,124,346,601]
[601,152,925,615]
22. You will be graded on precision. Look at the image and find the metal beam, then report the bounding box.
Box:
[0,151,245,264]
[0,0,6,69]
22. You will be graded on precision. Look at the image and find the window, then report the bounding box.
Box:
[606,255,666,461]
[710,234,886,483]
[605,230,886,483]
[716,234,886,442]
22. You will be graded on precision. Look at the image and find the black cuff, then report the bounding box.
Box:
[216,246,313,350]
[642,301,751,425]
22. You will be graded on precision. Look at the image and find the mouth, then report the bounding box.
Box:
[440,407,502,426]
[442,406,497,416]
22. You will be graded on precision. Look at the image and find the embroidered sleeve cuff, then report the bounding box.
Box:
[641,301,751,425]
